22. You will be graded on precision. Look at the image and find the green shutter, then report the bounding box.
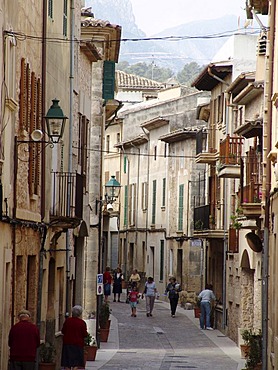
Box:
[124,155,127,174]
[48,0,53,18]
[162,178,166,207]
[178,184,184,231]
[152,180,156,224]
[103,61,115,100]
[160,240,164,281]
[124,185,128,226]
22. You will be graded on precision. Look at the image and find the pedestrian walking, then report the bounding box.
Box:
[166,277,181,317]
[113,267,124,302]
[198,284,216,330]
[8,309,40,370]
[142,276,157,317]
[103,266,112,302]
[129,269,141,290]
[61,305,88,370]
[128,286,140,317]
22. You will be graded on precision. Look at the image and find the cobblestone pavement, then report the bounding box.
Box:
[89,297,245,370]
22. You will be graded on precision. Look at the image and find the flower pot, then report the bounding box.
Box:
[100,328,110,342]
[240,344,250,359]
[100,319,111,330]
[194,307,201,318]
[84,345,97,361]
[39,363,56,370]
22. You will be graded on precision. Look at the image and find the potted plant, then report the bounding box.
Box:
[194,295,201,318]
[241,329,262,369]
[84,333,97,362]
[99,302,112,342]
[39,342,56,370]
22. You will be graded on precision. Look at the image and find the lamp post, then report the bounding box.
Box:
[96,175,121,346]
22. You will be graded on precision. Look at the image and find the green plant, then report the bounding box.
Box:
[84,333,97,347]
[230,214,242,229]
[99,302,111,329]
[195,219,204,230]
[39,342,56,363]
[241,329,262,369]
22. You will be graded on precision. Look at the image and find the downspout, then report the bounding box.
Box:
[35,0,47,331]
[262,1,275,368]
[141,127,150,275]
[65,0,74,314]
[131,143,140,260]
[207,66,230,87]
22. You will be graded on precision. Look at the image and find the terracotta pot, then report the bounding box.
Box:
[84,345,97,361]
[240,344,250,359]
[39,363,56,370]
[194,307,201,318]
[100,319,111,330]
[100,328,110,342]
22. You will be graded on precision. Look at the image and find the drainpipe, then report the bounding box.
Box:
[65,0,75,315]
[262,1,275,368]
[207,66,230,87]
[131,143,140,262]
[141,127,150,276]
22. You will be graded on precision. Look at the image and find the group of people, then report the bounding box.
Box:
[8,305,88,370]
[8,270,216,370]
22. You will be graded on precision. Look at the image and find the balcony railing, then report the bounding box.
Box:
[194,205,210,230]
[51,172,82,227]
[219,135,244,165]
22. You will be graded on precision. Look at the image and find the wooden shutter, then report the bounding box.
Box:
[102,61,115,100]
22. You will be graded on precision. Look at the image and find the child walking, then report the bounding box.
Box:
[129,286,140,317]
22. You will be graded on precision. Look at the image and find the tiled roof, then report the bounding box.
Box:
[116,70,164,90]
[81,17,121,30]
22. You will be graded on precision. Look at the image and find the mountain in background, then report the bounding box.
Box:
[85,0,254,73]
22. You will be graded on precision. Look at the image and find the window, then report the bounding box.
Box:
[142,182,148,210]
[124,185,128,226]
[5,35,16,100]
[117,132,121,143]
[48,0,53,18]
[160,240,164,281]
[123,155,128,174]
[106,135,110,153]
[103,61,115,100]
[19,59,42,196]
[129,184,136,225]
[78,115,88,176]
[178,184,184,231]
[151,180,156,224]
[63,0,68,37]
[154,146,157,160]
[162,178,166,207]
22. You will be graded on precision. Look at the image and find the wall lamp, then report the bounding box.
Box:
[95,176,121,214]
[17,99,68,146]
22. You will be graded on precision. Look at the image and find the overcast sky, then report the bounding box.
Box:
[130,0,248,35]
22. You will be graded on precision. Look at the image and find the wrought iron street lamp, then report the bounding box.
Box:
[44,98,68,143]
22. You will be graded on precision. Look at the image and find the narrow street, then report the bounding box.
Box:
[86,298,245,370]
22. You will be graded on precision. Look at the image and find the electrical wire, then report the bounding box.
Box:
[3,27,266,45]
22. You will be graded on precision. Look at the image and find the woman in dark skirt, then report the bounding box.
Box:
[61,305,88,370]
[113,267,124,302]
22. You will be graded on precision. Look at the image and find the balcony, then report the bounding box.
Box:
[195,147,218,164]
[217,135,244,178]
[193,204,224,239]
[50,172,83,229]
[238,147,262,218]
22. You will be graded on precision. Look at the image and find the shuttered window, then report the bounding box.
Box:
[63,0,68,37]
[103,61,115,100]
[178,184,184,231]
[162,178,166,207]
[124,185,128,226]
[48,0,53,18]
[160,240,164,281]
[151,180,156,224]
